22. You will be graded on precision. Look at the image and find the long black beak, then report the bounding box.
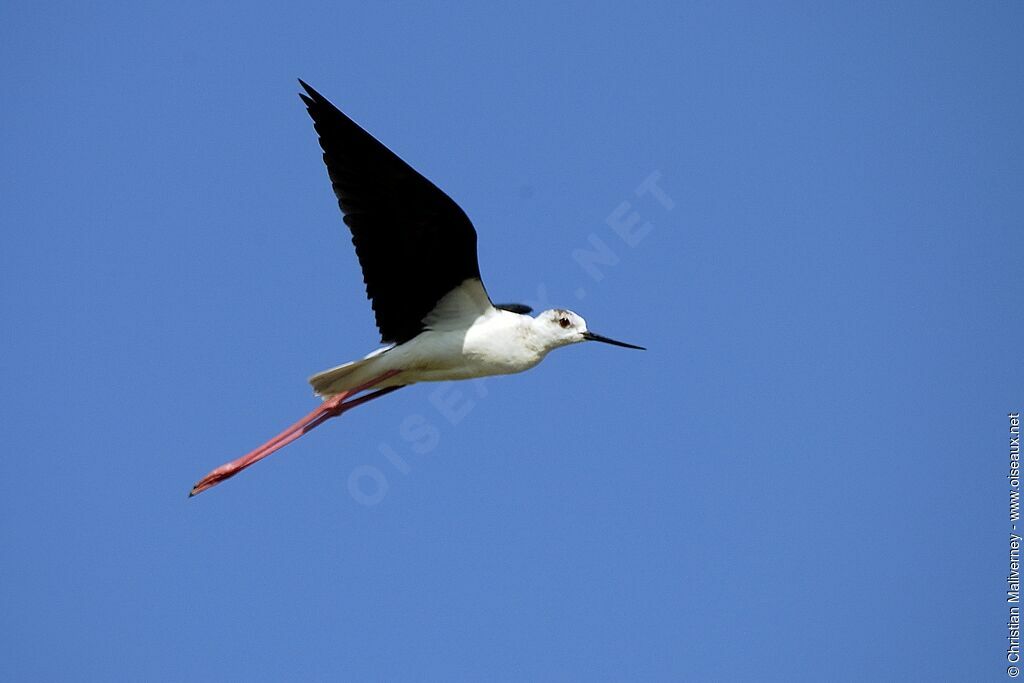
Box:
[582,331,646,350]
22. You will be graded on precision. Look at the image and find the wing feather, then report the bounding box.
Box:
[299,80,485,344]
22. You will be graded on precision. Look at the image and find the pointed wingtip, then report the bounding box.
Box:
[297,80,323,113]
[297,78,322,100]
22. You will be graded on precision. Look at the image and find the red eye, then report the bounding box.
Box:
[559,318,570,328]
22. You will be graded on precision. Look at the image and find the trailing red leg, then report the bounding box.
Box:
[189,370,402,497]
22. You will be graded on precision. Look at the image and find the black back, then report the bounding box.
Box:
[299,80,484,345]
[494,303,533,315]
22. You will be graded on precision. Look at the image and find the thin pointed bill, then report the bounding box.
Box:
[582,331,646,350]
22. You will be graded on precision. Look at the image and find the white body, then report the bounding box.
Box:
[309,279,584,397]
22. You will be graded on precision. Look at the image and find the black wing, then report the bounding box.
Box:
[494,303,533,315]
[299,80,484,345]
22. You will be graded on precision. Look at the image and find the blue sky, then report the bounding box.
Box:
[1,2,1021,680]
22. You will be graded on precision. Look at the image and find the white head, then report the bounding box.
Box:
[532,308,645,353]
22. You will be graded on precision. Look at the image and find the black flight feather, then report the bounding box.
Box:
[299,79,484,345]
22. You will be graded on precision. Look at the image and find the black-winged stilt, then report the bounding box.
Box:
[189,81,644,497]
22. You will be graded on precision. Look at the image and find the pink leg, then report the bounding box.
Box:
[189,370,402,497]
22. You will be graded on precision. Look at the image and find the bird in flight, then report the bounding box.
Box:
[189,80,644,497]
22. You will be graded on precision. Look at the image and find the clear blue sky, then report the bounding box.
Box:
[2,2,1021,680]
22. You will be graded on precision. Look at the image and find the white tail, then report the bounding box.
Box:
[308,347,394,397]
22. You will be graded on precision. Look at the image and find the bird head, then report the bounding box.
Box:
[534,309,645,351]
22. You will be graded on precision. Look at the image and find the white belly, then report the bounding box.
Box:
[386,312,544,383]
[313,308,547,396]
